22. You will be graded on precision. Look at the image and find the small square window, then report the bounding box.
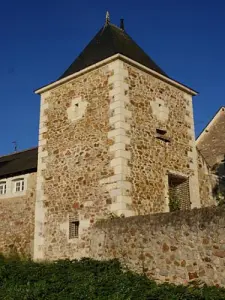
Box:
[0,182,6,195]
[13,179,25,193]
[69,214,79,239]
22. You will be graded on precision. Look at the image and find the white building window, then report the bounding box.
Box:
[0,175,28,198]
[13,178,25,193]
[0,181,6,195]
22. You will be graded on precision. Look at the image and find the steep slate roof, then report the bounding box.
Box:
[59,22,167,80]
[0,147,38,179]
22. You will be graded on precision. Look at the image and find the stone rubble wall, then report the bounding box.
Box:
[0,172,36,257]
[125,63,200,214]
[90,206,225,287]
[197,108,225,168]
[197,149,217,207]
[34,63,116,260]
[33,58,206,261]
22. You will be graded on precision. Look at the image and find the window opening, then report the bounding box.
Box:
[69,214,79,239]
[168,174,190,211]
[13,179,25,193]
[0,181,6,195]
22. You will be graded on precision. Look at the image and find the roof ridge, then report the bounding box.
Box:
[108,23,124,32]
[196,106,225,143]
[0,146,38,159]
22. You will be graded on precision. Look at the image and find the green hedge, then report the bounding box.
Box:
[0,256,225,299]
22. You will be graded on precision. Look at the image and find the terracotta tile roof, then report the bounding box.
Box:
[0,147,37,179]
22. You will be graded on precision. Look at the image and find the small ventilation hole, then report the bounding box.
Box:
[156,129,167,135]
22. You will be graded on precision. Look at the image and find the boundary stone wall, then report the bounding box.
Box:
[90,206,225,287]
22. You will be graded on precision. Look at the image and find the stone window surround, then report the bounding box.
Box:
[67,96,88,122]
[69,213,79,239]
[59,216,90,244]
[164,170,189,212]
[0,173,29,199]
[150,97,169,122]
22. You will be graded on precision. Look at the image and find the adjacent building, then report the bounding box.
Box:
[197,107,225,206]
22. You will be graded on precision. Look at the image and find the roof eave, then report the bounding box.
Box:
[119,55,198,96]
[0,168,37,180]
[34,54,121,95]
[35,54,198,96]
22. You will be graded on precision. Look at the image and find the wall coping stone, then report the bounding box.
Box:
[94,205,224,231]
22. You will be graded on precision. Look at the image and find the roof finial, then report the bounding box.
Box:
[106,11,110,24]
[120,18,125,30]
[12,141,18,152]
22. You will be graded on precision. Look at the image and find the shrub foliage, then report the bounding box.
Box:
[0,255,225,299]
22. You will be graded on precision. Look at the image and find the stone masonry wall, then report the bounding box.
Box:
[125,63,200,214]
[0,172,36,257]
[197,108,225,168]
[197,150,216,207]
[34,59,202,260]
[90,206,225,287]
[34,63,118,260]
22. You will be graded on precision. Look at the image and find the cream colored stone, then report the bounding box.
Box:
[38,139,47,146]
[115,135,130,144]
[114,165,130,176]
[108,128,126,138]
[109,87,122,97]
[114,107,131,118]
[116,195,132,204]
[114,121,130,130]
[110,100,125,110]
[150,98,169,122]
[99,174,128,185]
[110,202,128,211]
[67,96,88,122]
[100,60,133,216]
[114,150,131,159]
[109,143,126,152]
[109,189,123,197]
[80,219,90,229]
[110,157,128,168]
[109,114,125,125]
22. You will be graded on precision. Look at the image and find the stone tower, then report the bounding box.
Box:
[34,14,200,260]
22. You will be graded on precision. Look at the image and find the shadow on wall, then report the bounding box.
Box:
[90,205,225,287]
[212,156,225,205]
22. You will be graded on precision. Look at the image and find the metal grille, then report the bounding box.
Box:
[168,175,191,211]
[69,214,79,239]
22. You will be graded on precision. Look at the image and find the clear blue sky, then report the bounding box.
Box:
[0,0,224,156]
